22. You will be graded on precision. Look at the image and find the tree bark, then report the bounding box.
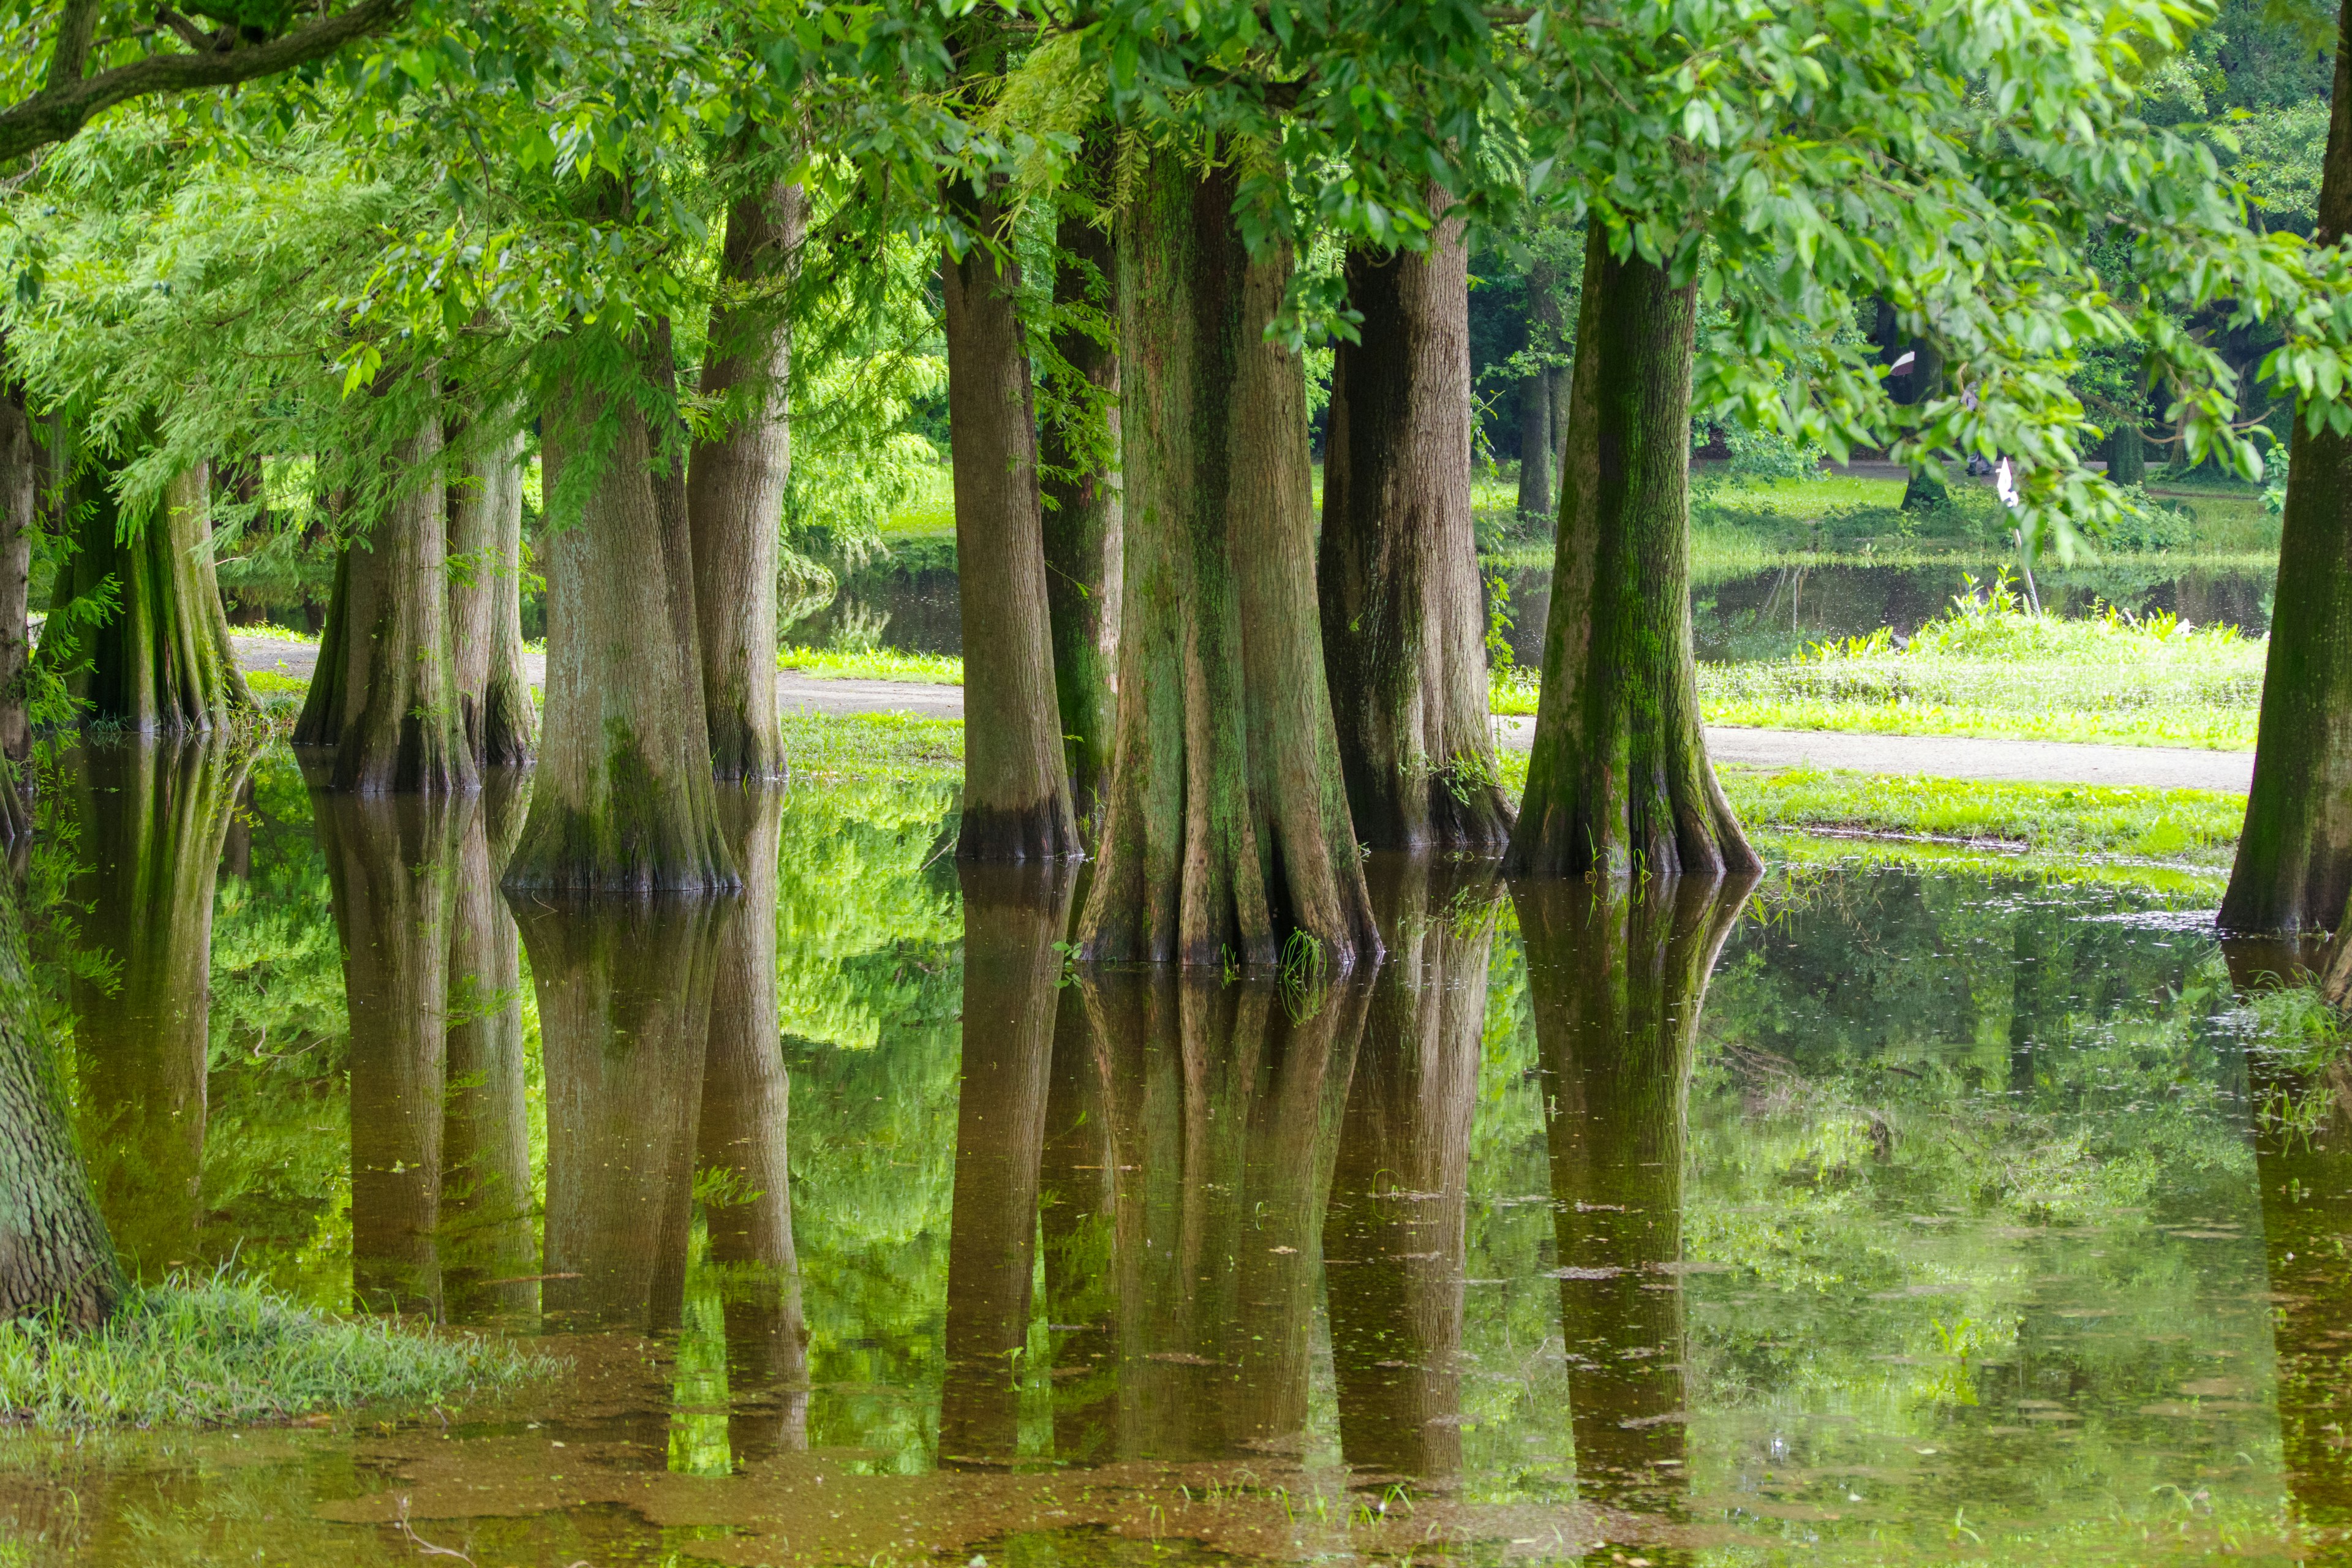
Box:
[1319,221,1512,851]
[1515,869,1752,1517]
[523,892,728,1331]
[1074,153,1379,970]
[1518,258,1560,525]
[2107,420,2146,486]
[691,181,805,783]
[320,790,465,1317]
[695,787,810,1460]
[50,454,252,734]
[1506,227,1757,880]
[0,386,36,840]
[440,787,535,1324]
[448,426,538,770]
[1041,202,1123,843]
[291,543,349,748]
[67,736,248,1280]
[0,881,120,1329]
[2223,2,2352,935]
[1324,859,1498,1485]
[323,424,477,796]
[939,862,1074,1463]
[504,374,739,893]
[943,187,1080,861]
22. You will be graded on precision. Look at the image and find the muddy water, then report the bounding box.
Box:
[2,741,2346,1566]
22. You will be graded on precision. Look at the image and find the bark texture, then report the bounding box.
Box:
[440,789,535,1322]
[1041,201,1123,841]
[690,182,805,783]
[1319,222,1512,851]
[290,543,349,748]
[51,457,252,734]
[2223,7,2352,935]
[939,862,1075,1463]
[505,377,739,892]
[0,388,36,840]
[2108,421,2146,486]
[448,427,538,770]
[325,425,477,796]
[944,187,1080,860]
[1517,258,1561,524]
[1515,870,1752,1515]
[1074,153,1379,969]
[0,883,119,1329]
[1507,227,1757,880]
[1324,859,1498,1483]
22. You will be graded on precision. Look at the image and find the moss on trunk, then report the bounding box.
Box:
[690,181,805,784]
[0,388,36,841]
[1319,218,1512,851]
[1074,151,1379,970]
[448,426,538,770]
[1507,228,1755,880]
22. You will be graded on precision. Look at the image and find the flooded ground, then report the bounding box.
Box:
[4,739,2348,1566]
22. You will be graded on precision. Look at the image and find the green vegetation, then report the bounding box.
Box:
[779,710,963,791]
[0,1274,539,1430]
[778,646,963,685]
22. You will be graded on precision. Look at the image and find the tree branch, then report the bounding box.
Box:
[0,0,405,165]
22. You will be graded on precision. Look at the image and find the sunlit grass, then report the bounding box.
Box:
[777,646,963,684]
[780,709,962,791]
[0,1274,541,1430]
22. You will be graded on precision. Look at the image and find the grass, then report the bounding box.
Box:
[778,645,963,684]
[780,709,962,790]
[0,1274,541,1431]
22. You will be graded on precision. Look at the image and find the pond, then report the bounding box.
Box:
[2,739,2346,1566]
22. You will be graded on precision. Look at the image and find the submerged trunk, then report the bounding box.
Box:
[505,374,738,893]
[321,791,466,1317]
[1507,227,1755,880]
[0,883,120,1329]
[938,862,1074,1463]
[2223,12,2352,935]
[1518,258,1560,525]
[0,388,34,840]
[1318,220,1512,851]
[51,456,252,734]
[944,187,1080,861]
[448,427,538,770]
[1517,870,1751,1520]
[325,426,476,796]
[1041,200,1123,841]
[695,788,810,1460]
[1074,153,1379,970]
[1038,979,1118,1464]
[1324,859,1498,1484]
[690,181,805,783]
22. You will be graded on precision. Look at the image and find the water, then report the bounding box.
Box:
[3,739,2348,1565]
[783,559,2275,666]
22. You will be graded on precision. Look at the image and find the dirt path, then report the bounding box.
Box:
[235,636,2253,793]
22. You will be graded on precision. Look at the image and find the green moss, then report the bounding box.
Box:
[0,1275,543,1430]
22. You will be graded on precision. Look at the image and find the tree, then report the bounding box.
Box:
[1517,256,1561,525]
[1319,211,1513,851]
[1508,225,1757,879]
[1074,149,1379,971]
[448,426,537,770]
[0,385,36,839]
[2221,0,2352,937]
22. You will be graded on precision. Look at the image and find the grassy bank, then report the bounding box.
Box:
[0,1275,540,1430]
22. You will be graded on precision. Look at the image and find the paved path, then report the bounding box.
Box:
[235,636,2252,793]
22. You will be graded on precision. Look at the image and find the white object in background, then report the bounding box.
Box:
[1995,457,2019,510]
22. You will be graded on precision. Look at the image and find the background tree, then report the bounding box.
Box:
[447,426,537,769]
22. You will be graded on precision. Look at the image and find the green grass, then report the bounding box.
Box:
[881,462,956,538]
[778,645,963,684]
[0,1275,541,1430]
[780,709,963,790]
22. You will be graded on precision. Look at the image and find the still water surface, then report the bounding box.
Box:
[3,740,2347,1566]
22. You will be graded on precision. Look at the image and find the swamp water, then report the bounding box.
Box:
[3,739,2349,1566]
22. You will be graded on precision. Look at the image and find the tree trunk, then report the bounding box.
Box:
[938,862,1074,1463]
[1507,228,1756,880]
[691,181,805,783]
[440,786,535,1323]
[522,892,728,1330]
[1319,221,1512,851]
[2108,420,2146,486]
[448,426,538,770]
[0,881,120,1329]
[320,790,464,1317]
[1518,258,1560,525]
[1324,859,1497,1484]
[291,544,349,748]
[1074,153,1379,970]
[943,188,1080,861]
[2223,6,2352,935]
[504,374,739,893]
[67,736,247,1281]
[50,456,252,734]
[0,387,36,841]
[695,788,810,1460]
[323,425,476,796]
[1516,869,1751,1519]
[1041,202,1123,843]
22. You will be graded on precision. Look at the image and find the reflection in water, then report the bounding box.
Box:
[68,738,251,1278]
[1517,871,1752,1529]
